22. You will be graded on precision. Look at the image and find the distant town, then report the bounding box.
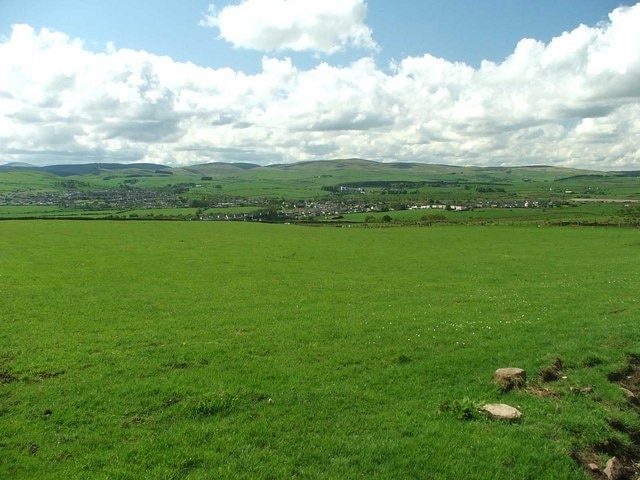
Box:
[1,186,567,222]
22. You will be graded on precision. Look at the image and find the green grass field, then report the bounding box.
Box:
[340,203,626,225]
[1,221,640,479]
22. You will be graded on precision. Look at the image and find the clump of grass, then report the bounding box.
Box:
[192,393,239,417]
[438,397,484,421]
[581,355,604,368]
[169,457,203,480]
[396,354,412,365]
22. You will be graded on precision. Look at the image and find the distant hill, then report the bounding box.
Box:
[195,162,260,170]
[2,157,638,209]
[612,171,640,177]
[184,162,261,175]
[0,162,36,168]
[0,158,613,178]
[0,162,171,176]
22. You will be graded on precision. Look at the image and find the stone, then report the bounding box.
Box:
[481,403,522,421]
[604,456,631,480]
[493,368,527,391]
[620,387,636,399]
[587,463,600,473]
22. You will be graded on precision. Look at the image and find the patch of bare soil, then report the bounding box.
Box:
[539,357,564,382]
[0,370,17,384]
[35,370,65,380]
[574,354,640,479]
[523,385,561,398]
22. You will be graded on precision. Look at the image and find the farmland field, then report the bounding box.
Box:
[1,221,640,479]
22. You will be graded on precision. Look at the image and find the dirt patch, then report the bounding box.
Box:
[35,370,65,380]
[162,362,190,370]
[539,357,564,382]
[571,450,603,478]
[161,396,182,408]
[122,416,145,428]
[524,385,561,398]
[0,370,17,384]
[573,354,640,479]
[607,356,640,414]
[574,439,638,479]
[608,357,640,393]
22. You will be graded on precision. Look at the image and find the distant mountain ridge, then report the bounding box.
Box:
[0,162,174,176]
[1,162,35,168]
[0,158,612,177]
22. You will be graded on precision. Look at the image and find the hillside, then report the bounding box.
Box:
[0,158,614,192]
[0,159,637,223]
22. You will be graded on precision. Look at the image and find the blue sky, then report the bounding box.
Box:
[1,0,630,70]
[0,1,639,169]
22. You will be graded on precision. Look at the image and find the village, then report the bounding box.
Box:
[0,188,190,210]
[0,185,566,222]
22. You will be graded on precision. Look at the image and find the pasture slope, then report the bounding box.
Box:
[1,221,639,479]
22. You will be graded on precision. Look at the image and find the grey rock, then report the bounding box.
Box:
[481,403,522,421]
[604,456,631,480]
[620,387,636,399]
[587,463,600,473]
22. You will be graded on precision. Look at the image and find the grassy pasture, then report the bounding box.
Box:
[341,203,625,225]
[0,171,61,192]
[0,206,127,219]
[1,221,640,479]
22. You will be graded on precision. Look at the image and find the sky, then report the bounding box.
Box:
[0,1,639,170]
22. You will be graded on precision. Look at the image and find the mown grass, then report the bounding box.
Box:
[1,221,639,479]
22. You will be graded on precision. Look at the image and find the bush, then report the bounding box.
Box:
[422,213,446,222]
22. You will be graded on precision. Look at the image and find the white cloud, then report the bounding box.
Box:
[200,0,378,54]
[1,3,640,169]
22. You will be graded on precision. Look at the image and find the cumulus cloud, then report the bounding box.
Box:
[200,0,378,54]
[1,3,640,169]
